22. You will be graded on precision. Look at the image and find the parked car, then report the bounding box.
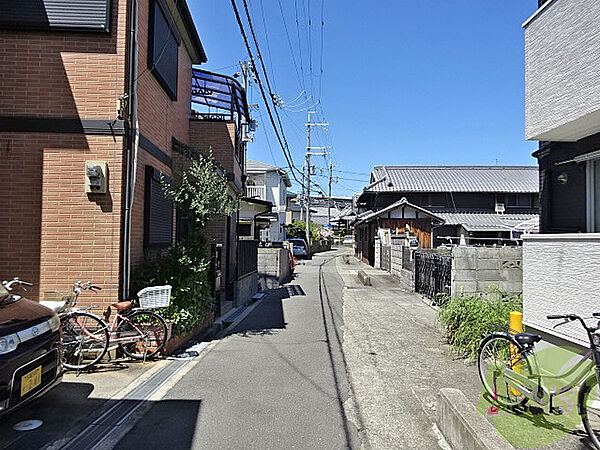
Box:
[290,239,309,258]
[0,278,62,417]
[342,235,354,245]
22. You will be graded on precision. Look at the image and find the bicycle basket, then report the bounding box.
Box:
[42,291,77,308]
[137,285,171,309]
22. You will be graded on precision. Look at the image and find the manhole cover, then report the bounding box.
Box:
[13,420,43,431]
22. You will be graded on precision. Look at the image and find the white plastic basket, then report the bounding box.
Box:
[137,285,172,309]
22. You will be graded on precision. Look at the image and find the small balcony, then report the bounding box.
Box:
[524,1,600,141]
[246,185,266,200]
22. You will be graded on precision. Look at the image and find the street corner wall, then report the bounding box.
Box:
[258,247,290,289]
[522,234,600,345]
[450,246,523,298]
[235,271,258,306]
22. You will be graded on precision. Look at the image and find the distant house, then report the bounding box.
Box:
[520,0,600,345]
[309,196,353,226]
[245,160,291,242]
[356,166,539,248]
[354,198,444,265]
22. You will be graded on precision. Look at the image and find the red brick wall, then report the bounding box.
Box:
[189,120,243,185]
[0,0,127,118]
[39,136,125,307]
[0,0,128,304]
[129,0,195,270]
[0,0,197,308]
[0,133,124,308]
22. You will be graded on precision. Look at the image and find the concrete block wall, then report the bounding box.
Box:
[390,237,403,277]
[523,234,600,345]
[309,240,331,254]
[374,238,381,269]
[258,247,290,289]
[234,271,258,306]
[451,247,523,298]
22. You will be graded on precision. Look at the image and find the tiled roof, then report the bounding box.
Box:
[366,166,539,193]
[246,159,281,172]
[435,212,539,232]
[355,198,444,225]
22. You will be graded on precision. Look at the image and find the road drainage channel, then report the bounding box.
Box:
[60,358,192,450]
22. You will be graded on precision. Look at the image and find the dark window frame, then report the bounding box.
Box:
[144,166,174,249]
[148,0,181,101]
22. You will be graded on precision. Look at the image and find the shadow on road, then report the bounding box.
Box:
[227,285,307,337]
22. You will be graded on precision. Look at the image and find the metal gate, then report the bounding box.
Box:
[381,245,391,272]
[415,251,451,299]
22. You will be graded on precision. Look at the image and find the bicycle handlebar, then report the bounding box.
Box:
[547,314,600,333]
[2,277,33,291]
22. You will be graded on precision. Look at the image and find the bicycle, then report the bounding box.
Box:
[42,282,170,371]
[478,313,600,448]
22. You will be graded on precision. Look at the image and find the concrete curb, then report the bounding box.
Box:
[436,388,514,450]
[213,294,266,340]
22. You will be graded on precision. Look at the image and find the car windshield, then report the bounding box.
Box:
[291,240,305,248]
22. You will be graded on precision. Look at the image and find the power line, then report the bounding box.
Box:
[240,0,303,183]
[276,0,304,91]
[230,0,300,184]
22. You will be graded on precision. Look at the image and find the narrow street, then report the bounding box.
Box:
[0,249,488,450]
[113,249,362,449]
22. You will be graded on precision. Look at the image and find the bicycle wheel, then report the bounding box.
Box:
[117,310,168,360]
[478,334,530,407]
[60,312,109,370]
[580,374,600,449]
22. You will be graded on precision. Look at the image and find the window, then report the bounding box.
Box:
[144,166,173,248]
[0,0,111,32]
[238,223,252,238]
[148,0,180,100]
[587,160,600,232]
[498,193,533,208]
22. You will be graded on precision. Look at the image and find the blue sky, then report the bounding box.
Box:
[189,1,539,197]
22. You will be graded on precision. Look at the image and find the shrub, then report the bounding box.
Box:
[130,237,214,336]
[286,220,322,241]
[437,291,523,360]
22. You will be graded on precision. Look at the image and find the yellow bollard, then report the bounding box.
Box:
[509,311,523,334]
[509,311,523,396]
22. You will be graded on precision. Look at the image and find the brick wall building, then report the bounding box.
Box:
[0,0,207,309]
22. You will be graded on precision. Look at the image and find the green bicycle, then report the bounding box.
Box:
[478,313,600,448]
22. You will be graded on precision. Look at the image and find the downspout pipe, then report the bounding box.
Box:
[122,0,138,300]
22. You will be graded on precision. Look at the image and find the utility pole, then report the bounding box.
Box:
[304,111,328,245]
[328,162,333,225]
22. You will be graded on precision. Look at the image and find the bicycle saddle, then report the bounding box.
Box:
[515,333,541,345]
[111,301,132,311]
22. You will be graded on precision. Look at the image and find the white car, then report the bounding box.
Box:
[342,235,354,245]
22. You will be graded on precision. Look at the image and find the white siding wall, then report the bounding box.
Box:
[522,233,600,345]
[524,0,600,141]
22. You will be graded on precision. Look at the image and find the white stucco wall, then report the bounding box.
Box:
[524,0,600,141]
[522,233,600,345]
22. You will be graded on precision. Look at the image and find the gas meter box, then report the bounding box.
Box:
[85,161,107,194]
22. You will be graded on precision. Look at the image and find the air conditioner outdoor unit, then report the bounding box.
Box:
[495,203,505,214]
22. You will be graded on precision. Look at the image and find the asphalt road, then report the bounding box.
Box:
[114,249,361,449]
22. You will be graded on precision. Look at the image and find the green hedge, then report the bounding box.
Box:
[437,291,523,359]
[130,237,215,336]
